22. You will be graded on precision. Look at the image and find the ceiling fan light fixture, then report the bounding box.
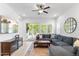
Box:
[32,4,50,15]
[39,10,43,13]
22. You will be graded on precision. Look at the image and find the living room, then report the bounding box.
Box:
[0,3,79,56]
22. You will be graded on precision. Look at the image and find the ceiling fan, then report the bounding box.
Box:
[32,4,50,15]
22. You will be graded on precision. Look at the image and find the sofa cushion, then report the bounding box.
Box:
[42,34,51,38]
[51,34,56,39]
[51,39,61,42]
[39,34,42,39]
[51,39,62,45]
[36,35,39,39]
[54,35,58,39]
[54,42,69,46]
[63,37,73,45]
[49,45,74,56]
[62,46,74,53]
[57,35,63,41]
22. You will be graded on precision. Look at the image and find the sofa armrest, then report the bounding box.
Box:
[76,47,79,56]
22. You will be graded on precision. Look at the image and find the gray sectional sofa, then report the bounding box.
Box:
[49,34,79,56]
[51,34,75,46]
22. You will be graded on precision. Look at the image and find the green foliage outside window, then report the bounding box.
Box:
[33,24,39,34]
[27,23,52,34]
[41,24,47,33]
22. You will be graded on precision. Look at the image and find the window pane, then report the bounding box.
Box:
[1,23,8,33]
[48,24,52,33]
[27,23,52,34]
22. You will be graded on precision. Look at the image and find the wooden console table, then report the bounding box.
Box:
[1,38,23,56]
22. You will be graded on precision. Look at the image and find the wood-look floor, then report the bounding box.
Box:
[31,48,48,56]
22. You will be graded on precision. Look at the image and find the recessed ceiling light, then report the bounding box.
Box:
[53,14,57,17]
[53,14,59,17]
[22,14,26,17]
[17,16,21,19]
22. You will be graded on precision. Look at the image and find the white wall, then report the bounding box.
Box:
[0,4,18,20]
[0,3,19,42]
[18,18,56,40]
[56,4,79,38]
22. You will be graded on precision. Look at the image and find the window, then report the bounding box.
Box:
[0,15,18,33]
[12,24,18,33]
[27,23,39,34]
[1,22,9,33]
[41,24,47,34]
[48,24,52,33]
[26,23,52,34]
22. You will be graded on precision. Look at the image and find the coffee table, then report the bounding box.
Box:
[34,40,50,48]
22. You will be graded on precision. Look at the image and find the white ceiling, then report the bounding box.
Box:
[6,3,76,19]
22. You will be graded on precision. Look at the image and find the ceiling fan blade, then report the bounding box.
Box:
[44,6,50,10]
[43,11,48,14]
[36,4,41,8]
[32,9,39,11]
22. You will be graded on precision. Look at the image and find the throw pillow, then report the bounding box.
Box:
[73,39,79,47]
[39,35,42,39]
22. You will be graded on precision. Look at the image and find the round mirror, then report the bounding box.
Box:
[64,17,77,33]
